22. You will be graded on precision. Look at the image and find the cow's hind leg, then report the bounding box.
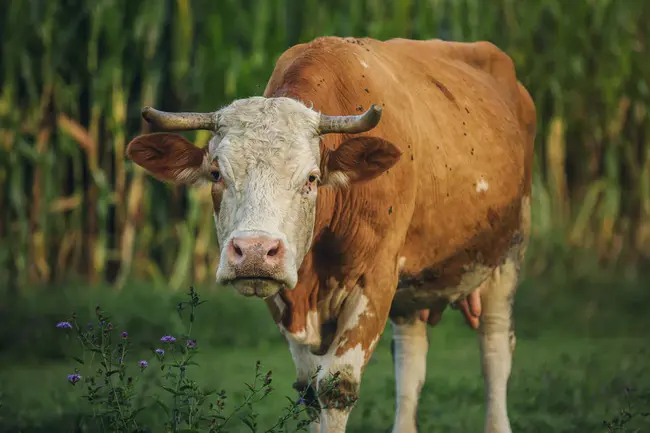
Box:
[389,312,428,433]
[478,255,520,433]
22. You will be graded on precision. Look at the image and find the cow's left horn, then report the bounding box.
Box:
[141,106,217,131]
[318,104,382,135]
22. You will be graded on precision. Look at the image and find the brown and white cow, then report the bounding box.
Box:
[126,36,536,433]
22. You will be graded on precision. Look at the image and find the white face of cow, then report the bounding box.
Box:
[209,97,321,297]
[126,96,401,299]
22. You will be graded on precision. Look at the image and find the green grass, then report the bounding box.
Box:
[1,272,649,432]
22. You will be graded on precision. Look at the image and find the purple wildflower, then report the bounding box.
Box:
[119,356,124,363]
[138,360,148,370]
[155,348,165,356]
[87,322,93,329]
[121,331,128,339]
[160,335,176,343]
[56,321,72,329]
[186,339,196,349]
[67,373,82,385]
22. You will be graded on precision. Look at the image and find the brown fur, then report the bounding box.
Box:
[262,36,536,360]
[126,133,207,181]
[126,132,220,186]
[325,136,403,184]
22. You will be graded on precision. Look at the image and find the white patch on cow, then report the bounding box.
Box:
[315,285,374,400]
[390,319,428,433]
[210,97,322,290]
[476,177,489,193]
[334,287,374,349]
[273,293,319,356]
[447,265,492,302]
[272,293,286,316]
[326,170,350,189]
[175,151,213,185]
[320,408,351,433]
[368,334,380,354]
[398,256,406,270]
[320,342,366,385]
[272,294,322,388]
[399,262,493,306]
[288,310,321,346]
[359,59,369,69]
[308,420,321,433]
[288,338,322,387]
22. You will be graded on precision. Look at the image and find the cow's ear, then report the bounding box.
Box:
[126,132,214,185]
[323,136,402,188]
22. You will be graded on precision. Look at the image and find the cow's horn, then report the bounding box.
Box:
[141,106,217,131]
[318,104,382,135]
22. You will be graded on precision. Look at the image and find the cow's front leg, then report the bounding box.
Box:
[267,295,324,432]
[284,338,323,433]
[314,286,386,433]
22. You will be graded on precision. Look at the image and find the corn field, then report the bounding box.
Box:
[1,0,648,289]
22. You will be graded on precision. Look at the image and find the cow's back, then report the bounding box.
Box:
[265,36,536,307]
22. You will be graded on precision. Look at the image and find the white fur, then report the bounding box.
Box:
[397,262,493,306]
[307,287,373,383]
[327,171,350,188]
[391,319,428,433]
[290,310,321,346]
[319,408,351,433]
[176,151,214,185]
[476,177,489,193]
[478,257,518,433]
[272,294,321,389]
[209,97,322,288]
[309,420,321,433]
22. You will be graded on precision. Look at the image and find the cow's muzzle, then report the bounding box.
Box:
[217,233,292,298]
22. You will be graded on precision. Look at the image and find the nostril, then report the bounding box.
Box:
[267,240,283,258]
[231,241,243,258]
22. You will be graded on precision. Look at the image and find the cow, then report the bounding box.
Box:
[126,36,536,433]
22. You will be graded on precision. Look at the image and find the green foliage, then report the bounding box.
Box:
[1,0,649,288]
[53,287,339,433]
[1,273,650,432]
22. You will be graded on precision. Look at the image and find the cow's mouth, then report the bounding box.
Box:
[229,277,284,299]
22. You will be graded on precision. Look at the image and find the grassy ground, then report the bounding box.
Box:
[1,271,649,432]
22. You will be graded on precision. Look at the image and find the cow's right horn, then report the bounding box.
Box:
[318,104,382,135]
[141,106,217,131]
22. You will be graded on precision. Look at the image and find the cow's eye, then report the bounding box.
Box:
[307,171,321,184]
[211,170,222,182]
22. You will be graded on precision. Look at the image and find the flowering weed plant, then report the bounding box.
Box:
[57,286,341,433]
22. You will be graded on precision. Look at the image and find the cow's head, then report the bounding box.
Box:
[126,97,401,298]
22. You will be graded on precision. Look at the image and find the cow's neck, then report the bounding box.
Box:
[269,181,370,353]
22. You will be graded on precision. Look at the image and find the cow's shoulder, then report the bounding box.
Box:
[264,36,377,101]
[264,42,311,98]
